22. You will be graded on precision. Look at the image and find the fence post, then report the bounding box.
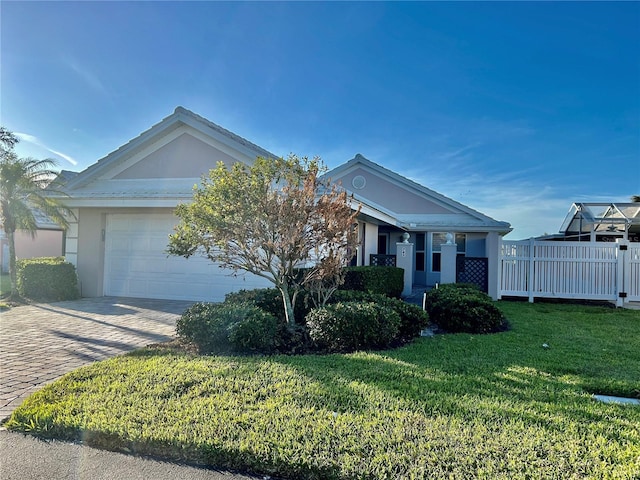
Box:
[496,235,503,300]
[528,237,535,303]
[616,239,629,307]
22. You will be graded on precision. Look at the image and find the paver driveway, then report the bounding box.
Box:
[0,297,193,420]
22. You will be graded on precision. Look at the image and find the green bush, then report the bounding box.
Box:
[225,288,312,324]
[424,283,507,334]
[305,301,401,353]
[340,266,404,298]
[176,302,279,354]
[16,257,79,301]
[225,289,283,319]
[330,290,429,343]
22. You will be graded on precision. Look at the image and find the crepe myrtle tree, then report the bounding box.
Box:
[167,155,361,326]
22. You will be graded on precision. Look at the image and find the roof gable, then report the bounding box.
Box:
[65,107,277,190]
[326,154,511,232]
[113,132,238,179]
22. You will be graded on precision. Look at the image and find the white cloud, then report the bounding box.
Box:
[14,133,78,166]
[64,57,107,94]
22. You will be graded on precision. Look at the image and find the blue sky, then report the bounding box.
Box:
[2,1,638,239]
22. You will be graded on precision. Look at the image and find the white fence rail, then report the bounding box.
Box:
[498,239,638,306]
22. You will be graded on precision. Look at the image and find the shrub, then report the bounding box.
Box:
[340,266,404,298]
[225,288,312,324]
[176,302,279,354]
[225,289,283,319]
[330,290,429,343]
[424,283,507,334]
[16,257,79,301]
[305,301,401,353]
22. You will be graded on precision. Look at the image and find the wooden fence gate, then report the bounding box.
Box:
[498,239,639,307]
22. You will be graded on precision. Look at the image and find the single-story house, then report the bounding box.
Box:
[59,107,511,301]
[536,202,640,243]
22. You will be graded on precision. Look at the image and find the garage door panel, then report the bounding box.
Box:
[150,237,170,251]
[104,214,270,301]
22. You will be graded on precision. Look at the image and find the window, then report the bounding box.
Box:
[431,233,466,272]
[415,233,425,271]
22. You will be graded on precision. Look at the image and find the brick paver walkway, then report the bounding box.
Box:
[0,297,193,421]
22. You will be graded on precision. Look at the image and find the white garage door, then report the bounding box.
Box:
[104,214,269,301]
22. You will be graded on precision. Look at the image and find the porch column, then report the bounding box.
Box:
[363,223,378,266]
[485,231,500,300]
[440,233,457,285]
[395,241,414,297]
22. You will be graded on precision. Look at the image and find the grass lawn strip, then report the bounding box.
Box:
[6,301,640,479]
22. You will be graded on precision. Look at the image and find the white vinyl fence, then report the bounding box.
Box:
[498,239,639,306]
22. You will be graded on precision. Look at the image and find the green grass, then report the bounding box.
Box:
[6,301,640,479]
[0,273,11,297]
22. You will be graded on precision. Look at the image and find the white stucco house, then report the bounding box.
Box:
[59,107,511,301]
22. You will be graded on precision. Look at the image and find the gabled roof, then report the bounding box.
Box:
[325,154,512,233]
[560,202,640,234]
[64,106,278,191]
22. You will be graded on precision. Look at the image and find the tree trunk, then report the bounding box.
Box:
[278,283,296,327]
[7,228,18,299]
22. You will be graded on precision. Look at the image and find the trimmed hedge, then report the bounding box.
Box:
[16,257,79,301]
[305,301,401,353]
[330,290,428,343]
[424,283,507,334]
[176,302,279,354]
[340,266,404,298]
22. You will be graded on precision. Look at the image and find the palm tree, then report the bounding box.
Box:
[0,128,73,299]
[631,195,640,203]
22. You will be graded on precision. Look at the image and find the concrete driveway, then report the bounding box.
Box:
[0,297,193,420]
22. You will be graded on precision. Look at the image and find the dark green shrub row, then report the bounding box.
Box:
[176,302,279,354]
[16,257,79,301]
[340,266,404,298]
[306,302,401,353]
[225,288,429,344]
[181,286,429,355]
[424,283,507,334]
[330,290,429,343]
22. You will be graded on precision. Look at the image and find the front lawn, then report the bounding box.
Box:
[6,301,640,479]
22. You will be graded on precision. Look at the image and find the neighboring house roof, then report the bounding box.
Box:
[55,170,79,184]
[0,208,63,233]
[325,154,512,234]
[560,202,640,234]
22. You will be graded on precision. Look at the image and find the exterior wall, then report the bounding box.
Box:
[1,229,64,273]
[14,229,64,259]
[114,132,238,180]
[337,167,452,215]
